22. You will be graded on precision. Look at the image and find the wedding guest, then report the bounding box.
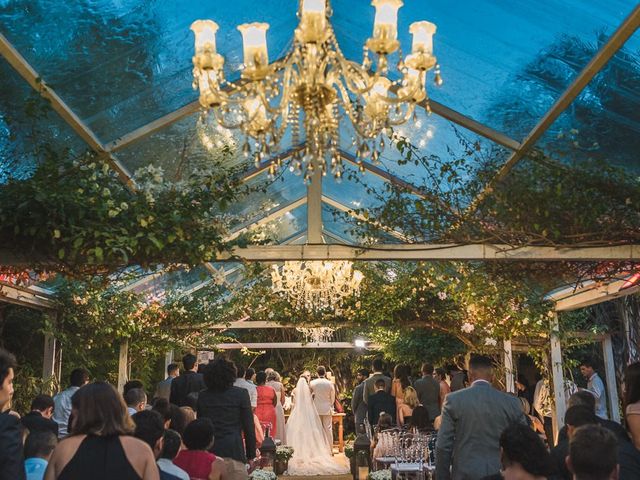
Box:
[435,355,526,480]
[372,413,395,460]
[173,418,225,480]
[550,406,598,480]
[156,364,179,402]
[266,371,286,444]
[624,362,640,450]
[170,354,205,408]
[124,380,145,396]
[53,368,89,438]
[434,367,451,407]
[24,431,57,480]
[44,381,158,479]
[133,410,184,480]
[518,397,546,441]
[391,365,410,422]
[125,388,147,416]
[158,430,189,480]
[447,365,467,392]
[398,386,420,426]
[255,371,278,438]
[22,394,58,437]
[557,391,628,444]
[413,363,441,422]
[245,368,256,384]
[351,369,369,429]
[180,407,196,425]
[0,348,25,480]
[580,358,608,419]
[169,405,189,436]
[408,405,434,432]
[196,358,256,472]
[481,423,553,480]
[568,425,618,480]
[363,358,391,405]
[233,365,257,410]
[151,398,172,429]
[368,379,396,429]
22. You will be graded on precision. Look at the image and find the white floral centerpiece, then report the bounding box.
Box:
[250,470,277,480]
[368,470,392,480]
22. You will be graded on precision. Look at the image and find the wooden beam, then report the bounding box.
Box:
[602,334,621,422]
[307,154,323,244]
[215,342,380,349]
[222,243,640,262]
[0,33,136,190]
[550,314,566,443]
[466,4,640,214]
[0,282,57,310]
[43,332,57,386]
[117,339,129,393]
[550,278,640,312]
[503,339,515,393]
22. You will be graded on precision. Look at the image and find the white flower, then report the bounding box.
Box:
[437,291,447,300]
[484,337,497,346]
[461,322,475,333]
[250,470,277,480]
[522,318,529,325]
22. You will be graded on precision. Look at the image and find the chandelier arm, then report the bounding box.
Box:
[386,103,417,126]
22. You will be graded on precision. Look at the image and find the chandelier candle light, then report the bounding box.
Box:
[190,0,442,182]
[271,260,364,312]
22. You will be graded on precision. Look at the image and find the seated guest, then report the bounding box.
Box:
[550,406,598,480]
[368,379,397,429]
[44,381,158,480]
[481,423,553,480]
[125,388,147,416]
[398,386,420,426]
[173,419,225,480]
[22,394,58,437]
[132,410,185,480]
[372,413,395,460]
[158,430,189,480]
[0,348,24,480]
[24,431,57,480]
[567,424,618,480]
[152,398,172,429]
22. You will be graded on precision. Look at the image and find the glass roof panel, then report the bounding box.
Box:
[128,264,210,300]
[243,203,307,245]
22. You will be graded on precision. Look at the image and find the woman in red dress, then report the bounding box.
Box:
[255,371,278,438]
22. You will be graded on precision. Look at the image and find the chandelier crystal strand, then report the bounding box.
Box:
[296,326,336,344]
[271,260,364,312]
[190,0,442,181]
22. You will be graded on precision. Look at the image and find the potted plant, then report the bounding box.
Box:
[275,446,294,475]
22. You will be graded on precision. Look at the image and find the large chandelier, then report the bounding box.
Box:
[190,0,441,182]
[271,261,364,311]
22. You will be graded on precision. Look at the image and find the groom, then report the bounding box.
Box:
[310,366,335,454]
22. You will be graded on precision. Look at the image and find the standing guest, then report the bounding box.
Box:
[124,380,145,396]
[52,368,89,438]
[368,379,396,429]
[624,362,640,450]
[398,386,420,426]
[363,358,391,405]
[266,371,287,444]
[156,364,179,402]
[132,410,186,480]
[435,355,526,480]
[180,407,196,425]
[245,368,256,384]
[580,358,608,420]
[351,369,369,429]
[391,365,411,423]
[567,425,618,480]
[550,406,598,480]
[413,363,441,423]
[557,391,628,444]
[408,405,434,432]
[158,430,189,480]
[44,381,158,480]
[22,394,58,437]
[435,368,451,408]
[516,374,535,408]
[125,388,148,416]
[0,348,25,480]
[169,405,189,436]
[309,366,335,453]
[170,354,205,408]
[518,397,546,441]
[233,365,257,410]
[447,365,467,392]
[196,358,256,475]
[255,371,278,438]
[152,399,172,429]
[480,423,553,480]
[173,418,225,480]
[24,431,57,480]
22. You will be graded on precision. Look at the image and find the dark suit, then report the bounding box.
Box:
[170,371,205,407]
[351,382,367,429]
[435,381,526,480]
[197,386,256,463]
[0,411,26,480]
[368,390,396,428]
[413,375,441,421]
[21,411,58,436]
[363,373,391,404]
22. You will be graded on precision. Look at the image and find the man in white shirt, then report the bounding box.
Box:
[234,364,257,409]
[580,359,608,419]
[53,368,89,438]
[310,366,336,454]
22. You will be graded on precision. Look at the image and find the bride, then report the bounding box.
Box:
[286,375,349,476]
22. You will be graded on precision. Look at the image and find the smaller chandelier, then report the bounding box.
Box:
[296,326,336,344]
[271,260,364,311]
[190,0,442,182]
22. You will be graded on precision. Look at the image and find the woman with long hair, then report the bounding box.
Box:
[391,364,411,424]
[44,382,158,480]
[255,371,277,438]
[624,362,640,449]
[398,386,420,426]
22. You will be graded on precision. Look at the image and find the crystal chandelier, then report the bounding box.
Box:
[190,0,442,182]
[271,260,364,311]
[296,326,336,344]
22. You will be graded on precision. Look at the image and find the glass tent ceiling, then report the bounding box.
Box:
[1,0,639,296]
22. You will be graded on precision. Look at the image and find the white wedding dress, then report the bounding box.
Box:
[286,377,349,476]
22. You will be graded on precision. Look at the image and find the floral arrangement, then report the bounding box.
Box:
[344,444,354,459]
[275,446,294,461]
[368,470,392,480]
[250,470,277,480]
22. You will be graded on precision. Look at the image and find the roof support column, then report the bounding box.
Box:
[117,339,129,393]
[307,155,323,244]
[602,334,620,422]
[550,313,566,446]
[503,339,515,393]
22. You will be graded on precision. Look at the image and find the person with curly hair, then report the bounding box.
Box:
[196,358,255,478]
